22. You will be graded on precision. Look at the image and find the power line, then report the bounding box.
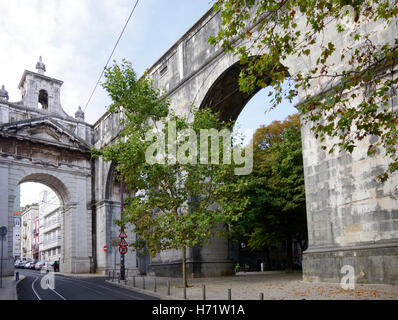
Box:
[83,0,140,113]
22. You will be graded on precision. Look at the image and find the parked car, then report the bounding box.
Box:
[24,260,38,269]
[14,260,22,268]
[43,260,59,272]
[31,260,39,269]
[24,261,31,269]
[35,261,46,271]
[17,260,28,268]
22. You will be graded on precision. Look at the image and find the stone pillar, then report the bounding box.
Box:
[301,121,398,285]
[0,163,13,276]
[61,203,90,273]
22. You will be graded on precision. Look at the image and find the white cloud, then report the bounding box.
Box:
[0,0,136,123]
[20,182,59,208]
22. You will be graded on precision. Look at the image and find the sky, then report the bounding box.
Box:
[1,1,297,206]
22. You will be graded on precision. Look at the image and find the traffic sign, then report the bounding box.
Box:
[119,246,128,255]
[119,231,127,239]
[103,245,108,252]
[119,238,128,247]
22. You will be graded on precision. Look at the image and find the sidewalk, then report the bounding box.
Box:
[107,271,398,300]
[56,272,106,278]
[0,273,25,300]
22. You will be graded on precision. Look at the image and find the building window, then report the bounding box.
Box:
[38,89,48,109]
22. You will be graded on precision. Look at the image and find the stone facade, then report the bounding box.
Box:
[0,59,94,275]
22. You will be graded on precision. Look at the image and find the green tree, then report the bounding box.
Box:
[229,114,307,271]
[210,0,398,181]
[93,60,248,287]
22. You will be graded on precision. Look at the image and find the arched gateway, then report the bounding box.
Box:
[0,58,93,274]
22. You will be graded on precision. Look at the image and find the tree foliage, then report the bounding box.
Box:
[210,0,398,181]
[92,60,249,286]
[229,114,307,269]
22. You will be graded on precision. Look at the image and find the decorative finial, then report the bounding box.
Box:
[75,106,85,121]
[35,56,46,74]
[0,84,9,101]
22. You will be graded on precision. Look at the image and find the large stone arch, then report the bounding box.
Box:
[138,7,398,284]
[0,161,92,274]
[0,115,93,275]
[94,159,139,275]
[198,59,265,122]
[18,173,71,205]
[91,7,398,283]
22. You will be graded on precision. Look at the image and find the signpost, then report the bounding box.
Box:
[119,229,128,280]
[0,226,7,289]
[120,180,126,281]
[103,245,108,252]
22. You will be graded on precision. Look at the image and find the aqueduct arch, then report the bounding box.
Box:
[138,7,398,284]
[199,59,265,122]
[93,161,139,275]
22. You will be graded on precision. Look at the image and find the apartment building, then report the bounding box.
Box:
[20,205,39,260]
[13,211,22,259]
[39,190,61,261]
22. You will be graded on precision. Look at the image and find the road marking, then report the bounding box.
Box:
[32,277,42,300]
[50,287,67,300]
[18,269,150,300]
[54,276,107,297]
[56,276,147,300]
[24,270,66,300]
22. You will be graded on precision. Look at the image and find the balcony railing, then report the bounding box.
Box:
[41,236,62,246]
[41,218,61,230]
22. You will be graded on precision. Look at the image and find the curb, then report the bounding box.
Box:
[56,273,105,278]
[106,280,180,300]
[16,274,26,287]
[14,275,26,300]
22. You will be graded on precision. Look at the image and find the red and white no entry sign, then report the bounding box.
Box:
[103,245,108,252]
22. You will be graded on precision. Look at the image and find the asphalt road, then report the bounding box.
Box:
[16,269,158,300]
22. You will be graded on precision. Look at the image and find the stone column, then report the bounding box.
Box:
[0,163,13,276]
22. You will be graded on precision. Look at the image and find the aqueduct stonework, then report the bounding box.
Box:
[1,7,397,284]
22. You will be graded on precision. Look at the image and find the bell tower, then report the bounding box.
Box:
[18,56,67,116]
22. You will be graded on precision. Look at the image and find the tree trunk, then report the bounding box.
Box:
[182,247,187,287]
[263,247,271,269]
[285,235,293,272]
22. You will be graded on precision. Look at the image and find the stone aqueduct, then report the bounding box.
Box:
[0,7,397,284]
